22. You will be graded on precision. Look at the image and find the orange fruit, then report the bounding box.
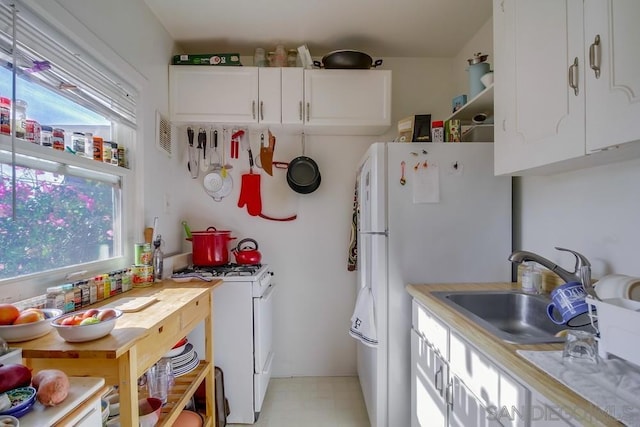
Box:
[13,310,44,324]
[0,304,20,325]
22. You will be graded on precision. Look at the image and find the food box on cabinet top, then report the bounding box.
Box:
[172,53,241,66]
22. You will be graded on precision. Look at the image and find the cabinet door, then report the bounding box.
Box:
[281,67,304,126]
[449,375,502,427]
[169,66,258,123]
[450,332,529,427]
[493,0,585,175]
[411,329,448,427]
[303,69,391,135]
[258,68,281,124]
[585,0,640,152]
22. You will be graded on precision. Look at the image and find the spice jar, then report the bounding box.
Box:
[52,128,65,150]
[40,125,53,147]
[0,97,10,135]
[13,99,27,139]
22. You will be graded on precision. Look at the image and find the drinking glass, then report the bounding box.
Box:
[562,330,600,373]
[146,358,172,404]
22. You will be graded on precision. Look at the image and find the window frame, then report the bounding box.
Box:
[0,0,143,302]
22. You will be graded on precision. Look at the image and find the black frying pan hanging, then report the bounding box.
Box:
[287,156,321,194]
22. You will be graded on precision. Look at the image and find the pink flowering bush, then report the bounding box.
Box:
[0,166,114,280]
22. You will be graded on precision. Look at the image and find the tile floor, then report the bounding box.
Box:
[229,376,370,427]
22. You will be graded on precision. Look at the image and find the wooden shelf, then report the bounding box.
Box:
[445,84,494,123]
[158,361,211,426]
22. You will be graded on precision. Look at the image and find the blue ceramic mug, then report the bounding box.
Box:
[547,281,591,327]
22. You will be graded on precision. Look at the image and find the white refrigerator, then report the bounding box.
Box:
[352,142,511,427]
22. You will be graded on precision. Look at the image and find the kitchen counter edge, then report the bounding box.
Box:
[406,282,620,427]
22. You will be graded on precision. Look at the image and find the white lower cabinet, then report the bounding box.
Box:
[449,374,503,427]
[411,329,448,427]
[411,299,571,427]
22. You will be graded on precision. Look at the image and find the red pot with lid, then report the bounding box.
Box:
[188,226,236,266]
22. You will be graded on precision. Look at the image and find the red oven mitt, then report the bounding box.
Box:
[238,173,262,216]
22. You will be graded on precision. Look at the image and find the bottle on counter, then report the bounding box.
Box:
[153,235,164,282]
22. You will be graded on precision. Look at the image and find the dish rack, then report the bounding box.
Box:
[586,295,640,367]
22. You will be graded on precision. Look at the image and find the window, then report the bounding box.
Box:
[0,2,137,290]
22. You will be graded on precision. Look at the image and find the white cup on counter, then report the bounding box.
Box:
[593,274,640,300]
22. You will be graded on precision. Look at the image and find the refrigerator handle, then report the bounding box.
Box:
[360,230,388,236]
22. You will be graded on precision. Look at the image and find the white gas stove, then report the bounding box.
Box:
[180,263,275,424]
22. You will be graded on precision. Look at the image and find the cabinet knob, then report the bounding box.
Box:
[568,57,579,96]
[589,34,601,79]
[306,102,310,122]
[252,100,256,120]
[260,101,264,121]
[299,101,303,121]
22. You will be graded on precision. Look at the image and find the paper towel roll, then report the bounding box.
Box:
[594,274,640,300]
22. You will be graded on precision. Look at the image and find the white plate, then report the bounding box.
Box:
[170,343,194,365]
[174,353,199,377]
[164,342,187,358]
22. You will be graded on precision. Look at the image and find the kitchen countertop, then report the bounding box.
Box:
[406,282,621,427]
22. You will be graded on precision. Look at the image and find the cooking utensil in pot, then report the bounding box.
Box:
[188,226,236,266]
[287,134,321,194]
[260,131,276,176]
[233,238,262,265]
[313,50,383,69]
[187,127,198,178]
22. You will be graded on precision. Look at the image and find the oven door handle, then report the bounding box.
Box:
[261,351,275,374]
[260,283,276,301]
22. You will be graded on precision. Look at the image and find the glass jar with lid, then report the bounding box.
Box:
[254,48,268,67]
[272,45,287,67]
[287,49,298,67]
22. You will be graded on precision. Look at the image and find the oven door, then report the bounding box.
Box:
[253,282,275,412]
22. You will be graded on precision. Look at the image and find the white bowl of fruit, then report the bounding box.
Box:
[0,305,63,343]
[51,308,122,342]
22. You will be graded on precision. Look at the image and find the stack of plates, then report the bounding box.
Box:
[170,343,199,377]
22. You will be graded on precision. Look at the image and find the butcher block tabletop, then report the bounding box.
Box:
[407,282,621,427]
[18,279,222,359]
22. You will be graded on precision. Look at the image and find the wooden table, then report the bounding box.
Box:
[19,279,222,427]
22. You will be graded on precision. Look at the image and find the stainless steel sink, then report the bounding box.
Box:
[432,290,594,344]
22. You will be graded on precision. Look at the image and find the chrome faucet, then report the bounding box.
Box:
[508,247,598,299]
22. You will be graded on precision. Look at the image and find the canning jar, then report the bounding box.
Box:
[272,45,287,67]
[254,48,268,67]
[287,49,298,67]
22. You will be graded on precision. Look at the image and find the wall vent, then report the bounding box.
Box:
[156,110,172,156]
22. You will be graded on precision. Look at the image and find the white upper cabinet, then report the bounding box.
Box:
[281,67,304,126]
[303,69,392,135]
[584,0,640,152]
[493,0,585,175]
[257,68,282,125]
[494,0,640,175]
[169,66,258,123]
[169,66,392,135]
